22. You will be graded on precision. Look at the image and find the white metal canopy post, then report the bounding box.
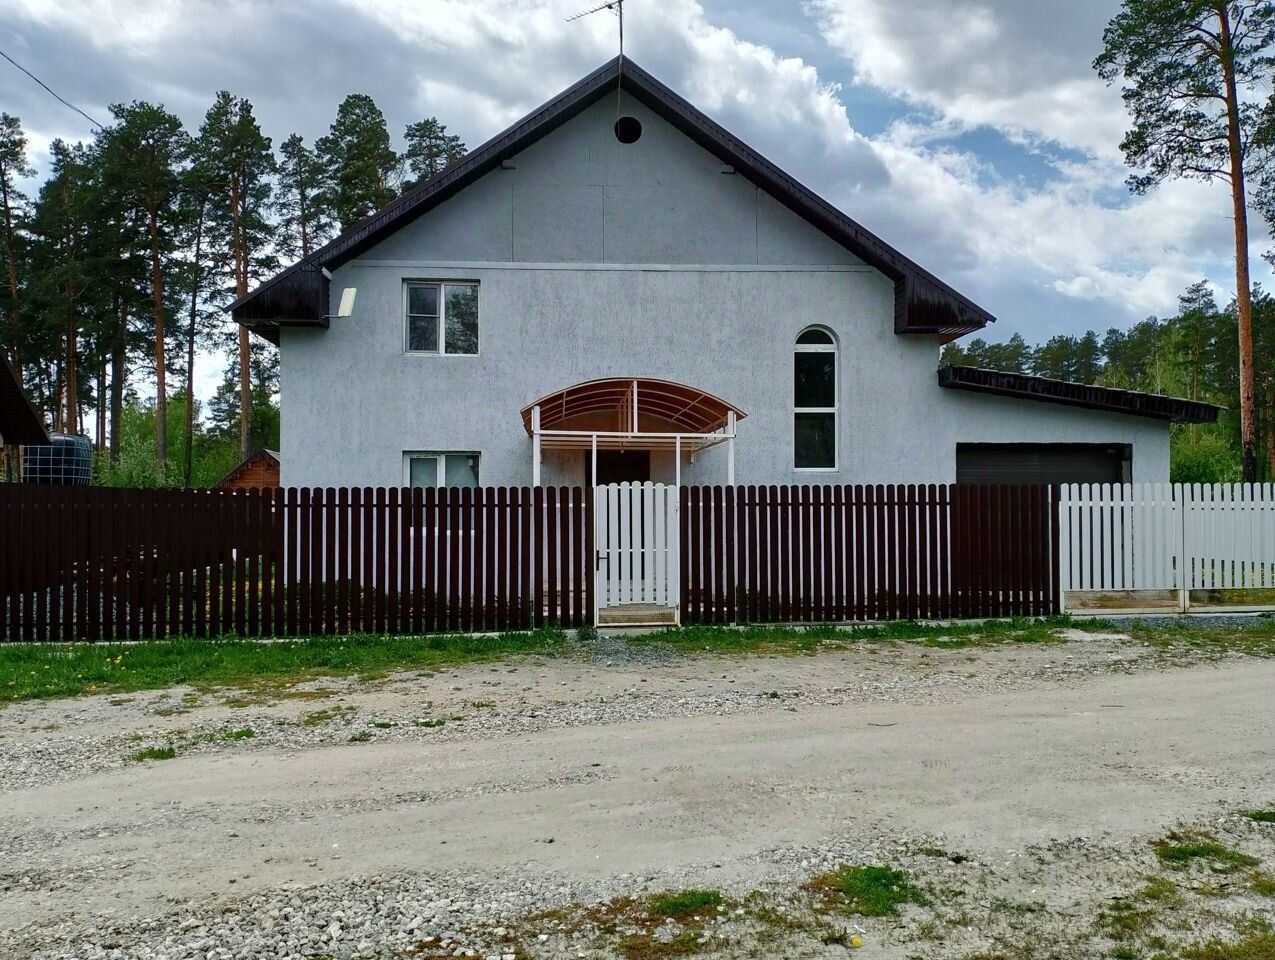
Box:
[726,411,736,485]
[532,405,542,486]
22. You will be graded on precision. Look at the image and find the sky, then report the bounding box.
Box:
[1,0,1267,406]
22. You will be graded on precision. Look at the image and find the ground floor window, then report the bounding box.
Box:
[404,452,481,488]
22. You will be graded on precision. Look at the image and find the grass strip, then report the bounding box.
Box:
[0,629,568,704]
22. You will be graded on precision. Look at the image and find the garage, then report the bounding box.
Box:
[956,443,1131,484]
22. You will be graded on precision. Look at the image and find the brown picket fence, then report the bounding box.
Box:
[0,485,591,642]
[2,482,1060,642]
[680,484,1060,624]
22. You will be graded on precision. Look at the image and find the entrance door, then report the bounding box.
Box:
[587,451,651,486]
[594,482,679,626]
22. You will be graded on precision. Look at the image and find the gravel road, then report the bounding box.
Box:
[2,632,1273,959]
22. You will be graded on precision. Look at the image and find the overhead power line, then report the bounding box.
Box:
[0,46,104,130]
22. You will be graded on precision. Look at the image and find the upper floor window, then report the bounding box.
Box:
[405,281,478,355]
[794,327,837,470]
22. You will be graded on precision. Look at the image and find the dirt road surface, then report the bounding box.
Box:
[2,637,1273,958]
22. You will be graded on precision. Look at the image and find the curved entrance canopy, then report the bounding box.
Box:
[520,377,747,485]
[521,377,746,436]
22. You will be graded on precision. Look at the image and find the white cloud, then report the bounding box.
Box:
[2,0,1264,346]
[805,0,1128,157]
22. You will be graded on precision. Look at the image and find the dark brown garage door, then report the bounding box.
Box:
[956,443,1130,484]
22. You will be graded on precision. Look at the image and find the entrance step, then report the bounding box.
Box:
[597,603,677,627]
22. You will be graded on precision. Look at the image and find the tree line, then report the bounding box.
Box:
[941,280,1275,482]
[0,94,466,486]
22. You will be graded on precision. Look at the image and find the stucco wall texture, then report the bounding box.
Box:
[279,94,1169,489]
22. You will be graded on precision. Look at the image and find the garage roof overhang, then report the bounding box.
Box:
[231,56,994,344]
[1,355,51,446]
[938,365,1222,424]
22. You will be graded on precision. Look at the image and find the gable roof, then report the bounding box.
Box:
[233,57,994,343]
[938,365,1222,424]
[0,355,50,446]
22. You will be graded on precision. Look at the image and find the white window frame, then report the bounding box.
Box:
[403,451,482,488]
[793,326,838,472]
[403,280,480,356]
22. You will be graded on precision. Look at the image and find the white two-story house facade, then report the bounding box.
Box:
[233,58,1217,491]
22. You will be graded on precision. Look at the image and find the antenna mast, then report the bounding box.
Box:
[567,0,625,111]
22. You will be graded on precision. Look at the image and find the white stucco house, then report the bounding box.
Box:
[232,57,1217,491]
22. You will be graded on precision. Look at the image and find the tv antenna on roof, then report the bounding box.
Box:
[567,0,626,114]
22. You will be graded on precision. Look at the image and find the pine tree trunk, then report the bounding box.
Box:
[185,201,204,489]
[110,329,125,464]
[150,203,167,476]
[64,304,77,435]
[232,175,253,460]
[1220,6,1258,483]
[97,361,106,451]
[0,171,22,377]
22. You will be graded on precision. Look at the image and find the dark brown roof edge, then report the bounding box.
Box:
[1,354,51,446]
[233,56,993,339]
[938,365,1222,424]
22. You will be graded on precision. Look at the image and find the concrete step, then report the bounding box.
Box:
[597,603,678,627]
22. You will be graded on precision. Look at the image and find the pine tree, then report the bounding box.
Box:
[195,92,277,459]
[98,101,190,474]
[402,117,465,186]
[0,113,34,381]
[275,133,333,261]
[27,140,97,433]
[315,94,397,229]
[1096,0,1275,481]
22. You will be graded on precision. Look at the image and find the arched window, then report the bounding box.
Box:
[794,327,837,470]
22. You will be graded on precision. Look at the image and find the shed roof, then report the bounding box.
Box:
[232,57,993,343]
[215,448,281,488]
[1,355,50,446]
[938,365,1222,424]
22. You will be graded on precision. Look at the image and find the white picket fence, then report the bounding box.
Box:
[594,482,680,623]
[1059,483,1275,610]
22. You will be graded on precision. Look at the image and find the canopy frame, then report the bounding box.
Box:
[520,377,745,486]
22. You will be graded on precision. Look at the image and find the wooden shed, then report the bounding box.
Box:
[216,449,280,490]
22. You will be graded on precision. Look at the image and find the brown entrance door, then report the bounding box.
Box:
[586,451,651,485]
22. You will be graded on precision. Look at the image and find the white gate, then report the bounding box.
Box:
[1059,483,1275,611]
[594,482,680,626]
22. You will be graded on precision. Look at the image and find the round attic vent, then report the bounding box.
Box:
[614,116,643,143]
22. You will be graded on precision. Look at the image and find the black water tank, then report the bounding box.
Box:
[22,433,92,486]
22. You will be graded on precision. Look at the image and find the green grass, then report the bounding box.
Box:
[6,614,1275,708]
[1180,930,1275,959]
[1242,810,1275,824]
[1096,899,1158,941]
[649,889,723,919]
[806,865,927,917]
[627,617,1092,656]
[0,629,568,705]
[1152,834,1260,873]
[1121,618,1275,658]
[129,745,176,762]
[222,727,255,741]
[1249,872,1275,896]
